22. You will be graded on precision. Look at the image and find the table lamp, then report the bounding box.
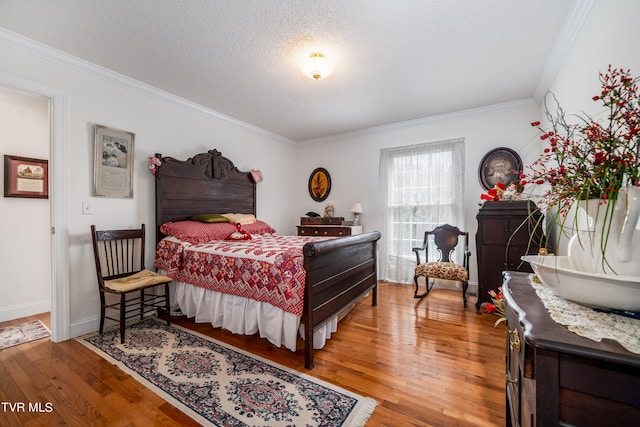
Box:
[350,203,363,226]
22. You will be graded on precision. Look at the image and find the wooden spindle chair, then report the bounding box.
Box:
[91,224,171,343]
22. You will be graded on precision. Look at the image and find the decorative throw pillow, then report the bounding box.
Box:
[190,213,230,223]
[160,221,233,243]
[221,213,257,225]
[160,220,276,243]
[225,223,252,240]
[241,220,276,235]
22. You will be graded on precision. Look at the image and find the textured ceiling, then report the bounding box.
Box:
[0,0,584,142]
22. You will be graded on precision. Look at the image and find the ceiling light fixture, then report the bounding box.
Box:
[300,52,334,80]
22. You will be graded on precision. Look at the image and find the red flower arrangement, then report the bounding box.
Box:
[480,182,507,201]
[521,65,640,216]
[484,287,507,327]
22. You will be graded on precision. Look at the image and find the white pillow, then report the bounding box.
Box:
[221,213,257,225]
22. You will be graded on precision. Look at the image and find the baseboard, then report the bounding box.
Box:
[434,280,478,295]
[467,282,478,295]
[69,312,158,340]
[0,300,51,323]
[69,316,99,339]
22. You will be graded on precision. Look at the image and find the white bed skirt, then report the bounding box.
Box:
[165,278,338,352]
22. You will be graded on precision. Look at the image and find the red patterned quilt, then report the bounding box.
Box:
[155,235,332,316]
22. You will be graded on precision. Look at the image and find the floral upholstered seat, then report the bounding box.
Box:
[413,224,471,307]
[415,261,469,282]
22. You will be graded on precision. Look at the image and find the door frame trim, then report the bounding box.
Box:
[0,72,69,342]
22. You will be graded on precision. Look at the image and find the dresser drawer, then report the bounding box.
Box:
[297,226,352,237]
[559,353,640,409]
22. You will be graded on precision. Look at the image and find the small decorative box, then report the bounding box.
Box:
[301,217,323,225]
[322,216,344,225]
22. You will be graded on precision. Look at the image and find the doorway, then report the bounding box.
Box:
[0,87,50,331]
[0,74,70,342]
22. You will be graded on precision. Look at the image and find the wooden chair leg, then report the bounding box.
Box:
[99,293,106,334]
[414,276,434,298]
[139,289,145,320]
[120,294,126,344]
[462,280,469,308]
[164,283,171,326]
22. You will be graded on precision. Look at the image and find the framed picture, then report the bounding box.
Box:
[94,124,134,198]
[308,167,331,202]
[478,147,523,191]
[4,155,49,199]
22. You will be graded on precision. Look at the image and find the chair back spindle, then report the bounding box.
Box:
[93,227,146,282]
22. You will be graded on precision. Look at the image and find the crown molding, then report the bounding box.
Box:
[533,0,596,102]
[0,27,294,145]
[299,98,537,145]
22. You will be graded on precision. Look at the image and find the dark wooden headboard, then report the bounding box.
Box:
[154,149,256,242]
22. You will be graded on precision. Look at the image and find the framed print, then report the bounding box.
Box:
[4,155,49,199]
[478,147,523,191]
[308,167,331,202]
[94,124,134,198]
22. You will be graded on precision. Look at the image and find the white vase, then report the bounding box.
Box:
[567,186,640,276]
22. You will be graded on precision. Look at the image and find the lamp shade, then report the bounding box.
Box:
[350,203,363,214]
[300,52,335,80]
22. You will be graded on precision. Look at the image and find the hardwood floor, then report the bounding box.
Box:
[0,283,506,426]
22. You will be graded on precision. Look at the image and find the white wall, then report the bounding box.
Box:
[294,100,542,288]
[2,0,637,334]
[537,0,640,254]
[0,35,297,337]
[548,1,640,118]
[294,0,640,288]
[0,87,51,321]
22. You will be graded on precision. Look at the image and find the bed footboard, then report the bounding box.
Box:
[302,231,381,369]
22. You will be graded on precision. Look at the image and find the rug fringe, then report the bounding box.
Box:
[348,397,378,427]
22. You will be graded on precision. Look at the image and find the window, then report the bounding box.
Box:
[379,138,465,283]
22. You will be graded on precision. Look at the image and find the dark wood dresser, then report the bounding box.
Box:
[475,200,545,312]
[296,225,362,237]
[503,272,640,426]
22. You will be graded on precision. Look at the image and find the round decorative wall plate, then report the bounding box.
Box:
[308,167,331,202]
[478,147,522,191]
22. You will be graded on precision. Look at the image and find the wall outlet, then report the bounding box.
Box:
[82,201,94,215]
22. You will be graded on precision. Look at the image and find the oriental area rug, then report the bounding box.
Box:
[0,320,50,350]
[77,317,376,426]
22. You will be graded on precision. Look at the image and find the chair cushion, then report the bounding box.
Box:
[415,262,468,282]
[104,269,172,292]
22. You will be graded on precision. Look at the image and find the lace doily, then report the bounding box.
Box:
[528,274,640,354]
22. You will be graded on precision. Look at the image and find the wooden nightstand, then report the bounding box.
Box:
[296,225,362,237]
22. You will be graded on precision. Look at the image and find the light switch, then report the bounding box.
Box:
[82,201,94,215]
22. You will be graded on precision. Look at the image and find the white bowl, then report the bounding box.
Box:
[521,255,640,312]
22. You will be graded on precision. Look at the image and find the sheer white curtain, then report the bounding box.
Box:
[379,138,465,284]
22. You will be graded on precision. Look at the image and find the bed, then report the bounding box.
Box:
[153,149,381,369]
